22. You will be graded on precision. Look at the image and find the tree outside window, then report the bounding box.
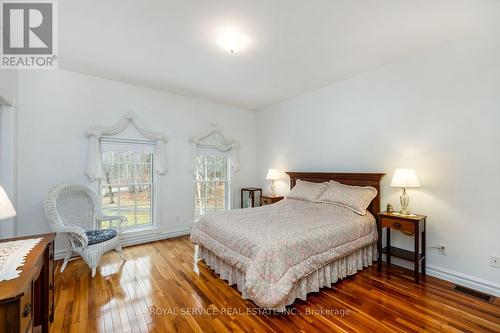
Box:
[194,149,230,220]
[100,147,154,229]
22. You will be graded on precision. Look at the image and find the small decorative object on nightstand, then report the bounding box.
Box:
[260,194,284,206]
[390,169,420,215]
[377,211,427,283]
[241,188,262,208]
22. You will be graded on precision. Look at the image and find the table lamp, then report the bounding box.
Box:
[266,169,280,196]
[390,169,420,215]
[0,186,16,220]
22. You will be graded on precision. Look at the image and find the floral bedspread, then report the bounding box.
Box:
[190,199,377,308]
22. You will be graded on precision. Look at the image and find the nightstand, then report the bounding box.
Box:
[260,195,284,206]
[377,211,427,283]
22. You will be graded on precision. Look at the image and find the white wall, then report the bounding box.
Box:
[0,70,18,106]
[14,70,256,251]
[256,34,500,294]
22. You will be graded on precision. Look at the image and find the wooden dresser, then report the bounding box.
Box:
[0,233,55,333]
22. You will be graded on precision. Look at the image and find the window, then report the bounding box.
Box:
[99,138,155,229]
[194,147,230,220]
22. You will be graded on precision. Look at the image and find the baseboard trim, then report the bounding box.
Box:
[120,227,192,248]
[426,264,500,297]
[54,227,192,260]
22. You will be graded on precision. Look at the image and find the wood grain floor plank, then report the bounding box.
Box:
[51,236,500,333]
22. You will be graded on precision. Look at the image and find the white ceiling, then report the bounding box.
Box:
[59,0,500,110]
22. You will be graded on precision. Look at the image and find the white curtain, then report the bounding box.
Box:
[189,125,240,174]
[86,112,168,181]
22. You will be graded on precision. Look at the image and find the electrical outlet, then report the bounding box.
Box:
[490,256,500,268]
[438,243,447,255]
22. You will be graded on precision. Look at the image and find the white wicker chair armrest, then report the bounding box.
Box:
[96,215,127,233]
[59,225,89,249]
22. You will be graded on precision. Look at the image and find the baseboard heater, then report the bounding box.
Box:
[453,284,494,302]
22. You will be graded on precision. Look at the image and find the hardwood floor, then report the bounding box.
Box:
[51,236,500,333]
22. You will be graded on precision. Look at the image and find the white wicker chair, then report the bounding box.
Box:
[44,183,126,278]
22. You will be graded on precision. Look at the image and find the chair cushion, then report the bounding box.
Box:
[86,229,117,245]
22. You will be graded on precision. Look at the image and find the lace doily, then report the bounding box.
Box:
[0,238,43,281]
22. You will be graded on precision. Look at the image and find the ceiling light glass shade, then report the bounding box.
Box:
[390,169,421,188]
[0,186,16,220]
[266,169,280,180]
[216,31,250,53]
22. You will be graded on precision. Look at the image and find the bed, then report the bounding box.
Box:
[190,172,385,310]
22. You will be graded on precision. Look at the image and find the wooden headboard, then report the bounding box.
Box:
[286,172,385,217]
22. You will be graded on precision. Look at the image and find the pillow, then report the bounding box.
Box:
[287,179,328,202]
[317,180,377,215]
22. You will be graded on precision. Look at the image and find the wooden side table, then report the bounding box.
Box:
[377,211,427,283]
[0,233,55,333]
[260,195,284,206]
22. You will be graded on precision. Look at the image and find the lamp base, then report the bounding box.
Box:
[270,181,276,196]
[399,188,410,215]
[399,209,410,215]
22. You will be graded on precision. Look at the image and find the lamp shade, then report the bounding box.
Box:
[390,169,421,188]
[0,186,16,220]
[266,169,280,180]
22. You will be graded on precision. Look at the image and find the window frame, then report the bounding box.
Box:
[193,145,232,220]
[98,137,158,231]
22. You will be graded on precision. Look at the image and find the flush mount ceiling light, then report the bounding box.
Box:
[216,31,250,54]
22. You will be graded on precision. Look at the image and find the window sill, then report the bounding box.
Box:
[120,225,161,238]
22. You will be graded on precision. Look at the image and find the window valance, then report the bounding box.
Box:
[100,138,156,154]
[189,124,240,174]
[86,112,168,181]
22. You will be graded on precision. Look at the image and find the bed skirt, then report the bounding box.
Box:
[196,243,377,310]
